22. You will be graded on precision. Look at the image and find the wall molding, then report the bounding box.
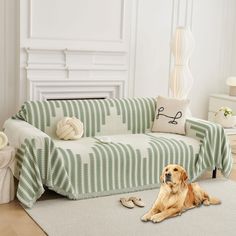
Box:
[27,78,125,100]
[24,47,127,67]
[28,0,126,42]
[19,0,137,104]
[24,47,128,98]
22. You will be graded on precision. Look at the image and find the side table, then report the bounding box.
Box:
[224,128,236,165]
[208,94,236,175]
[0,146,15,204]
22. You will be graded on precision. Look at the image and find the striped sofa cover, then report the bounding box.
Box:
[3,97,233,208]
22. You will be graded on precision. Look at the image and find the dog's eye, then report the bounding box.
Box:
[174,168,178,171]
[166,168,168,172]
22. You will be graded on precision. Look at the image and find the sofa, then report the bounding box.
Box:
[3,97,233,208]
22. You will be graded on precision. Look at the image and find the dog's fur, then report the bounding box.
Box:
[141,164,221,223]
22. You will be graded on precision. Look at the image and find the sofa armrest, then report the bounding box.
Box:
[186,118,223,142]
[3,118,50,149]
[3,119,55,207]
[186,118,232,177]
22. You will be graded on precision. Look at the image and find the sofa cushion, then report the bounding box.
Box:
[152,96,189,134]
[52,133,200,196]
[53,133,200,160]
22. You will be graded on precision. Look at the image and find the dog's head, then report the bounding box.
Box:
[160,164,188,187]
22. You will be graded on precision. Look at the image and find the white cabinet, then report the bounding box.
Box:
[208,94,236,122]
[209,94,236,159]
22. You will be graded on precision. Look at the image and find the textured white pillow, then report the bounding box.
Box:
[0,132,8,150]
[56,117,84,140]
[152,96,190,135]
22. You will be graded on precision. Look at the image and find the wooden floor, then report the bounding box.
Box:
[1,167,236,236]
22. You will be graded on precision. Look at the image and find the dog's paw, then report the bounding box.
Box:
[203,200,210,206]
[151,213,164,223]
[141,213,151,222]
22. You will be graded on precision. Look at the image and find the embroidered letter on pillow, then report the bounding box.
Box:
[152,96,190,135]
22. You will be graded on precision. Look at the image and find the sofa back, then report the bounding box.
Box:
[15,97,156,138]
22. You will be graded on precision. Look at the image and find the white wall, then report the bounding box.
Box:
[134,0,172,97]
[231,9,236,76]
[190,0,236,118]
[134,0,236,118]
[1,0,236,127]
[0,0,18,128]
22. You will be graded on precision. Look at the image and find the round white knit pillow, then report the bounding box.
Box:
[56,117,84,140]
[0,132,8,150]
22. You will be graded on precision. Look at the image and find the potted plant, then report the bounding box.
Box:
[214,107,236,128]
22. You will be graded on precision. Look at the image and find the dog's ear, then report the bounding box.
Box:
[181,170,188,182]
[160,173,164,183]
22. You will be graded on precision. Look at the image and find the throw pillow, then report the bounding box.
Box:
[56,117,84,140]
[0,132,8,150]
[152,96,190,135]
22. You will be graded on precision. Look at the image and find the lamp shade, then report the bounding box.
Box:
[170,27,195,65]
[226,76,236,86]
[226,76,236,96]
[169,27,195,98]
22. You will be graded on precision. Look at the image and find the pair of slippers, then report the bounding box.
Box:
[120,197,145,209]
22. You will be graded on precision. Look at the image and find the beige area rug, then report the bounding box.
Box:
[25,179,236,236]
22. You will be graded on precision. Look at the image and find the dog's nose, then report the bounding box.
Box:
[165,173,171,177]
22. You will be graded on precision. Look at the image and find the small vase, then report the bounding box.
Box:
[214,111,236,128]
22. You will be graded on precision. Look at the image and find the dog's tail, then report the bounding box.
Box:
[202,191,221,206]
[209,196,221,205]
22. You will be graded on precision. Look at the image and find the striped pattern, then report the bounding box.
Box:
[15,119,232,208]
[14,98,156,137]
[147,135,198,181]
[186,118,232,177]
[15,134,199,207]
[11,98,232,208]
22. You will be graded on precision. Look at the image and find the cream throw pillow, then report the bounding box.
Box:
[152,96,190,135]
[56,117,84,140]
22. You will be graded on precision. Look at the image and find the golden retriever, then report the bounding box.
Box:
[141,164,221,223]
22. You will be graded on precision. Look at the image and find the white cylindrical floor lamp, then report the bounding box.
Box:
[169,27,195,99]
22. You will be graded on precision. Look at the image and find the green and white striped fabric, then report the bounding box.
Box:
[186,118,232,176]
[14,98,156,138]
[5,98,232,208]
